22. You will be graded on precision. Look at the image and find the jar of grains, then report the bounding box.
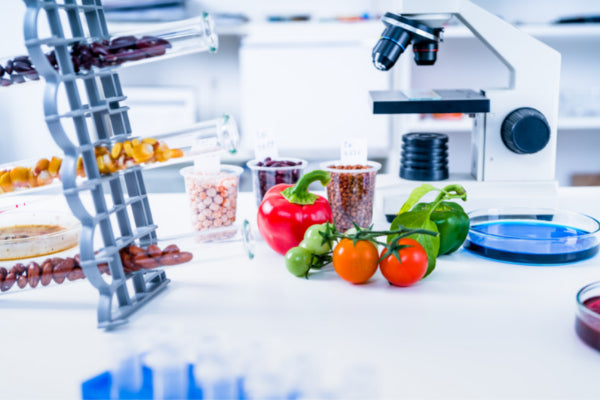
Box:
[320,161,381,231]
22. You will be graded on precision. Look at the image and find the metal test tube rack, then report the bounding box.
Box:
[23,0,174,328]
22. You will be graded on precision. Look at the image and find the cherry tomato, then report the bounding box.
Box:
[299,223,331,255]
[379,238,428,287]
[285,246,313,277]
[332,238,379,284]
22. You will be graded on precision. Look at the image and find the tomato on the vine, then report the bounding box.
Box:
[285,247,313,277]
[379,238,428,287]
[332,238,379,284]
[299,223,331,255]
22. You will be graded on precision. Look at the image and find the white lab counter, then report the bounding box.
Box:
[0,183,599,399]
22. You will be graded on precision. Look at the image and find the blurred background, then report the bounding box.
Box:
[0,0,599,190]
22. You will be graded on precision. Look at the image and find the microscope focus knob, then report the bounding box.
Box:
[501,107,550,154]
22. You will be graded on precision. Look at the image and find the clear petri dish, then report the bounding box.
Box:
[0,210,81,261]
[465,208,600,264]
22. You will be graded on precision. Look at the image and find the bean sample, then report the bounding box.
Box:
[182,166,241,232]
[324,164,379,232]
[0,243,193,294]
[0,35,171,87]
[248,157,305,207]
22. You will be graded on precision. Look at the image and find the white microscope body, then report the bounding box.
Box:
[376,0,561,183]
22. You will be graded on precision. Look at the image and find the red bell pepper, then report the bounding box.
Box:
[257,170,333,255]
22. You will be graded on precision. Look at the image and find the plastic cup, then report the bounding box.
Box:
[320,161,381,232]
[246,158,307,207]
[180,165,243,231]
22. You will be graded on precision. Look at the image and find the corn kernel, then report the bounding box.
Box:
[103,154,119,174]
[10,166,29,184]
[111,142,123,159]
[132,139,140,147]
[27,169,38,188]
[76,157,86,178]
[95,146,109,157]
[96,155,107,174]
[169,149,184,159]
[132,143,154,163]
[123,141,134,158]
[34,158,49,175]
[0,171,13,192]
[37,170,53,185]
[142,137,158,146]
[48,156,62,177]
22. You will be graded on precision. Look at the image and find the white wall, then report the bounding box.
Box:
[1,0,599,185]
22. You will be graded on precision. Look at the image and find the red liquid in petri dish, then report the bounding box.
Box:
[575,296,600,351]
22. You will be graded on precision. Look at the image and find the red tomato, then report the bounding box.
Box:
[379,238,428,287]
[332,239,379,284]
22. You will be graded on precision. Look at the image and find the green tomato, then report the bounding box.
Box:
[285,247,313,277]
[300,223,331,255]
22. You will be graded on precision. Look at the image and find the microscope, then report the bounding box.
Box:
[370,0,561,184]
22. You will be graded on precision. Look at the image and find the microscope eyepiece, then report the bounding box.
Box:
[372,12,442,70]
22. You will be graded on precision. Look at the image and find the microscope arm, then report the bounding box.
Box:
[398,0,560,92]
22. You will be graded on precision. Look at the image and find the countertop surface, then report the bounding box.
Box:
[0,183,599,399]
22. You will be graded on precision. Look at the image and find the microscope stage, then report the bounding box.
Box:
[371,89,490,114]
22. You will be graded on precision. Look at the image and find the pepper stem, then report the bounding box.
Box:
[281,170,331,205]
[428,184,467,214]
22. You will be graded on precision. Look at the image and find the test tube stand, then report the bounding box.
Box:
[23,0,170,329]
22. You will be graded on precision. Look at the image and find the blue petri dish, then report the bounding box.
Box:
[465,208,600,264]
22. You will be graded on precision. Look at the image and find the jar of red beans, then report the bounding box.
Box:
[247,157,307,207]
[321,161,381,231]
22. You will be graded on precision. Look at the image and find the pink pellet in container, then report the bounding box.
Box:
[180,165,243,231]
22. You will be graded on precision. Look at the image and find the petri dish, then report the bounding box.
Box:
[0,210,80,261]
[575,281,600,352]
[465,208,600,264]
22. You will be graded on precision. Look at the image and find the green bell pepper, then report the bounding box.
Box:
[413,200,470,255]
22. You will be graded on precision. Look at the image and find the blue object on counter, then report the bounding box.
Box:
[82,366,153,400]
[465,214,600,264]
[82,364,244,400]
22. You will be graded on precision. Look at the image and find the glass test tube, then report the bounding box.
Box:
[0,114,239,196]
[0,221,253,295]
[1,13,217,88]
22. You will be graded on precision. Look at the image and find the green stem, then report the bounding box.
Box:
[281,170,331,205]
[429,184,468,214]
[328,227,438,242]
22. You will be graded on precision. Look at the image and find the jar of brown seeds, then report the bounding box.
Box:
[321,161,381,231]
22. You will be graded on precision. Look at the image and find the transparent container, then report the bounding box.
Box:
[465,208,600,264]
[0,209,80,261]
[0,114,239,198]
[180,165,243,232]
[0,221,254,294]
[1,13,217,87]
[575,281,600,352]
[320,161,381,231]
[247,157,307,207]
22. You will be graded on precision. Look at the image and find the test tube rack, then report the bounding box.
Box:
[22,0,173,328]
